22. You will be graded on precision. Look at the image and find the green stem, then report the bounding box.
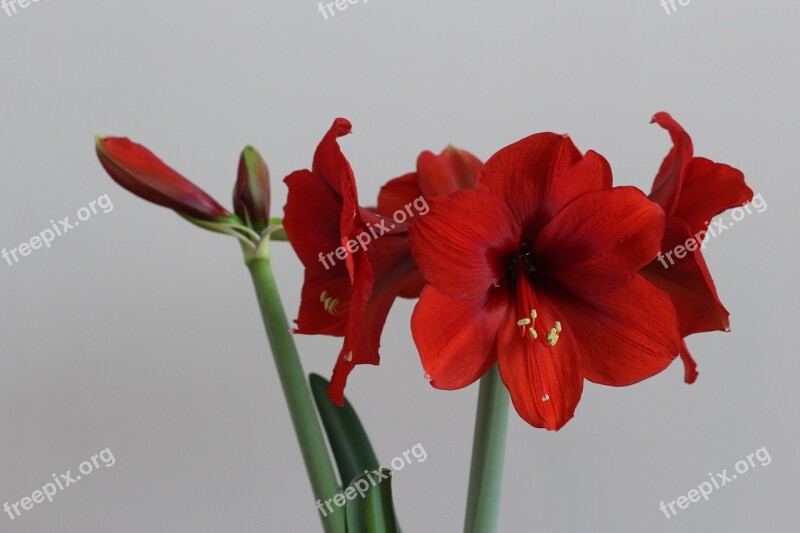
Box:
[245,251,345,533]
[267,217,289,241]
[463,365,510,533]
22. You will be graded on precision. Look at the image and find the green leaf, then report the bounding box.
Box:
[309,373,380,486]
[344,469,400,533]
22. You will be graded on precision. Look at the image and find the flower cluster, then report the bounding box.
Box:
[95,112,752,431]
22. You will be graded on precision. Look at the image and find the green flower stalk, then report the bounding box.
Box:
[95,136,344,533]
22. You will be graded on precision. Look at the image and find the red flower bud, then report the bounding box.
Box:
[95,136,231,222]
[233,146,271,233]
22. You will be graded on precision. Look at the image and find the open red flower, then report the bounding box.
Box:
[641,113,753,383]
[283,120,482,404]
[283,119,417,405]
[410,133,682,430]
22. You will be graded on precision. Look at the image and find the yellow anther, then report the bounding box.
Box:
[324,298,340,313]
[516,309,557,344]
[546,328,559,347]
[320,290,340,315]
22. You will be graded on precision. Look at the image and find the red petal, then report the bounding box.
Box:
[496,291,583,431]
[411,285,507,390]
[545,275,680,386]
[534,187,665,295]
[416,146,482,198]
[673,157,753,235]
[342,232,416,355]
[640,218,730,336]
[311,118,354,196]
[328,240,419,404]
[679,339,699,384]
[376,173,423,218]
[283,169,346,268]
[96,137,230,221]
[409,189,521,299]
[328,264,410,405]
[649,112,694,216]
[478,133,610,235]
[397,268,426,298]
[294,272,350,337]
[375,146,481,220]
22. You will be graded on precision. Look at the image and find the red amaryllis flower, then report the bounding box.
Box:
[641,112,753,383]
[283,120,482,404]
[96,136,232,222]
[283,118,417,405]
[410,133,682,430]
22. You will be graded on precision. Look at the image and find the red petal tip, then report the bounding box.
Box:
[331,118,353,136]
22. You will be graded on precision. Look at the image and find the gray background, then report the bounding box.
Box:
[1,1,797,531]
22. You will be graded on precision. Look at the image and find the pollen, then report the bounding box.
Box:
[528,328,538,340]
[517,318,531,327]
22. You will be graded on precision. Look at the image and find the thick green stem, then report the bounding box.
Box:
[463,365,510,533]
[245,252,344,533]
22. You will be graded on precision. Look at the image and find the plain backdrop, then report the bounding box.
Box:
[1,1,798,532]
